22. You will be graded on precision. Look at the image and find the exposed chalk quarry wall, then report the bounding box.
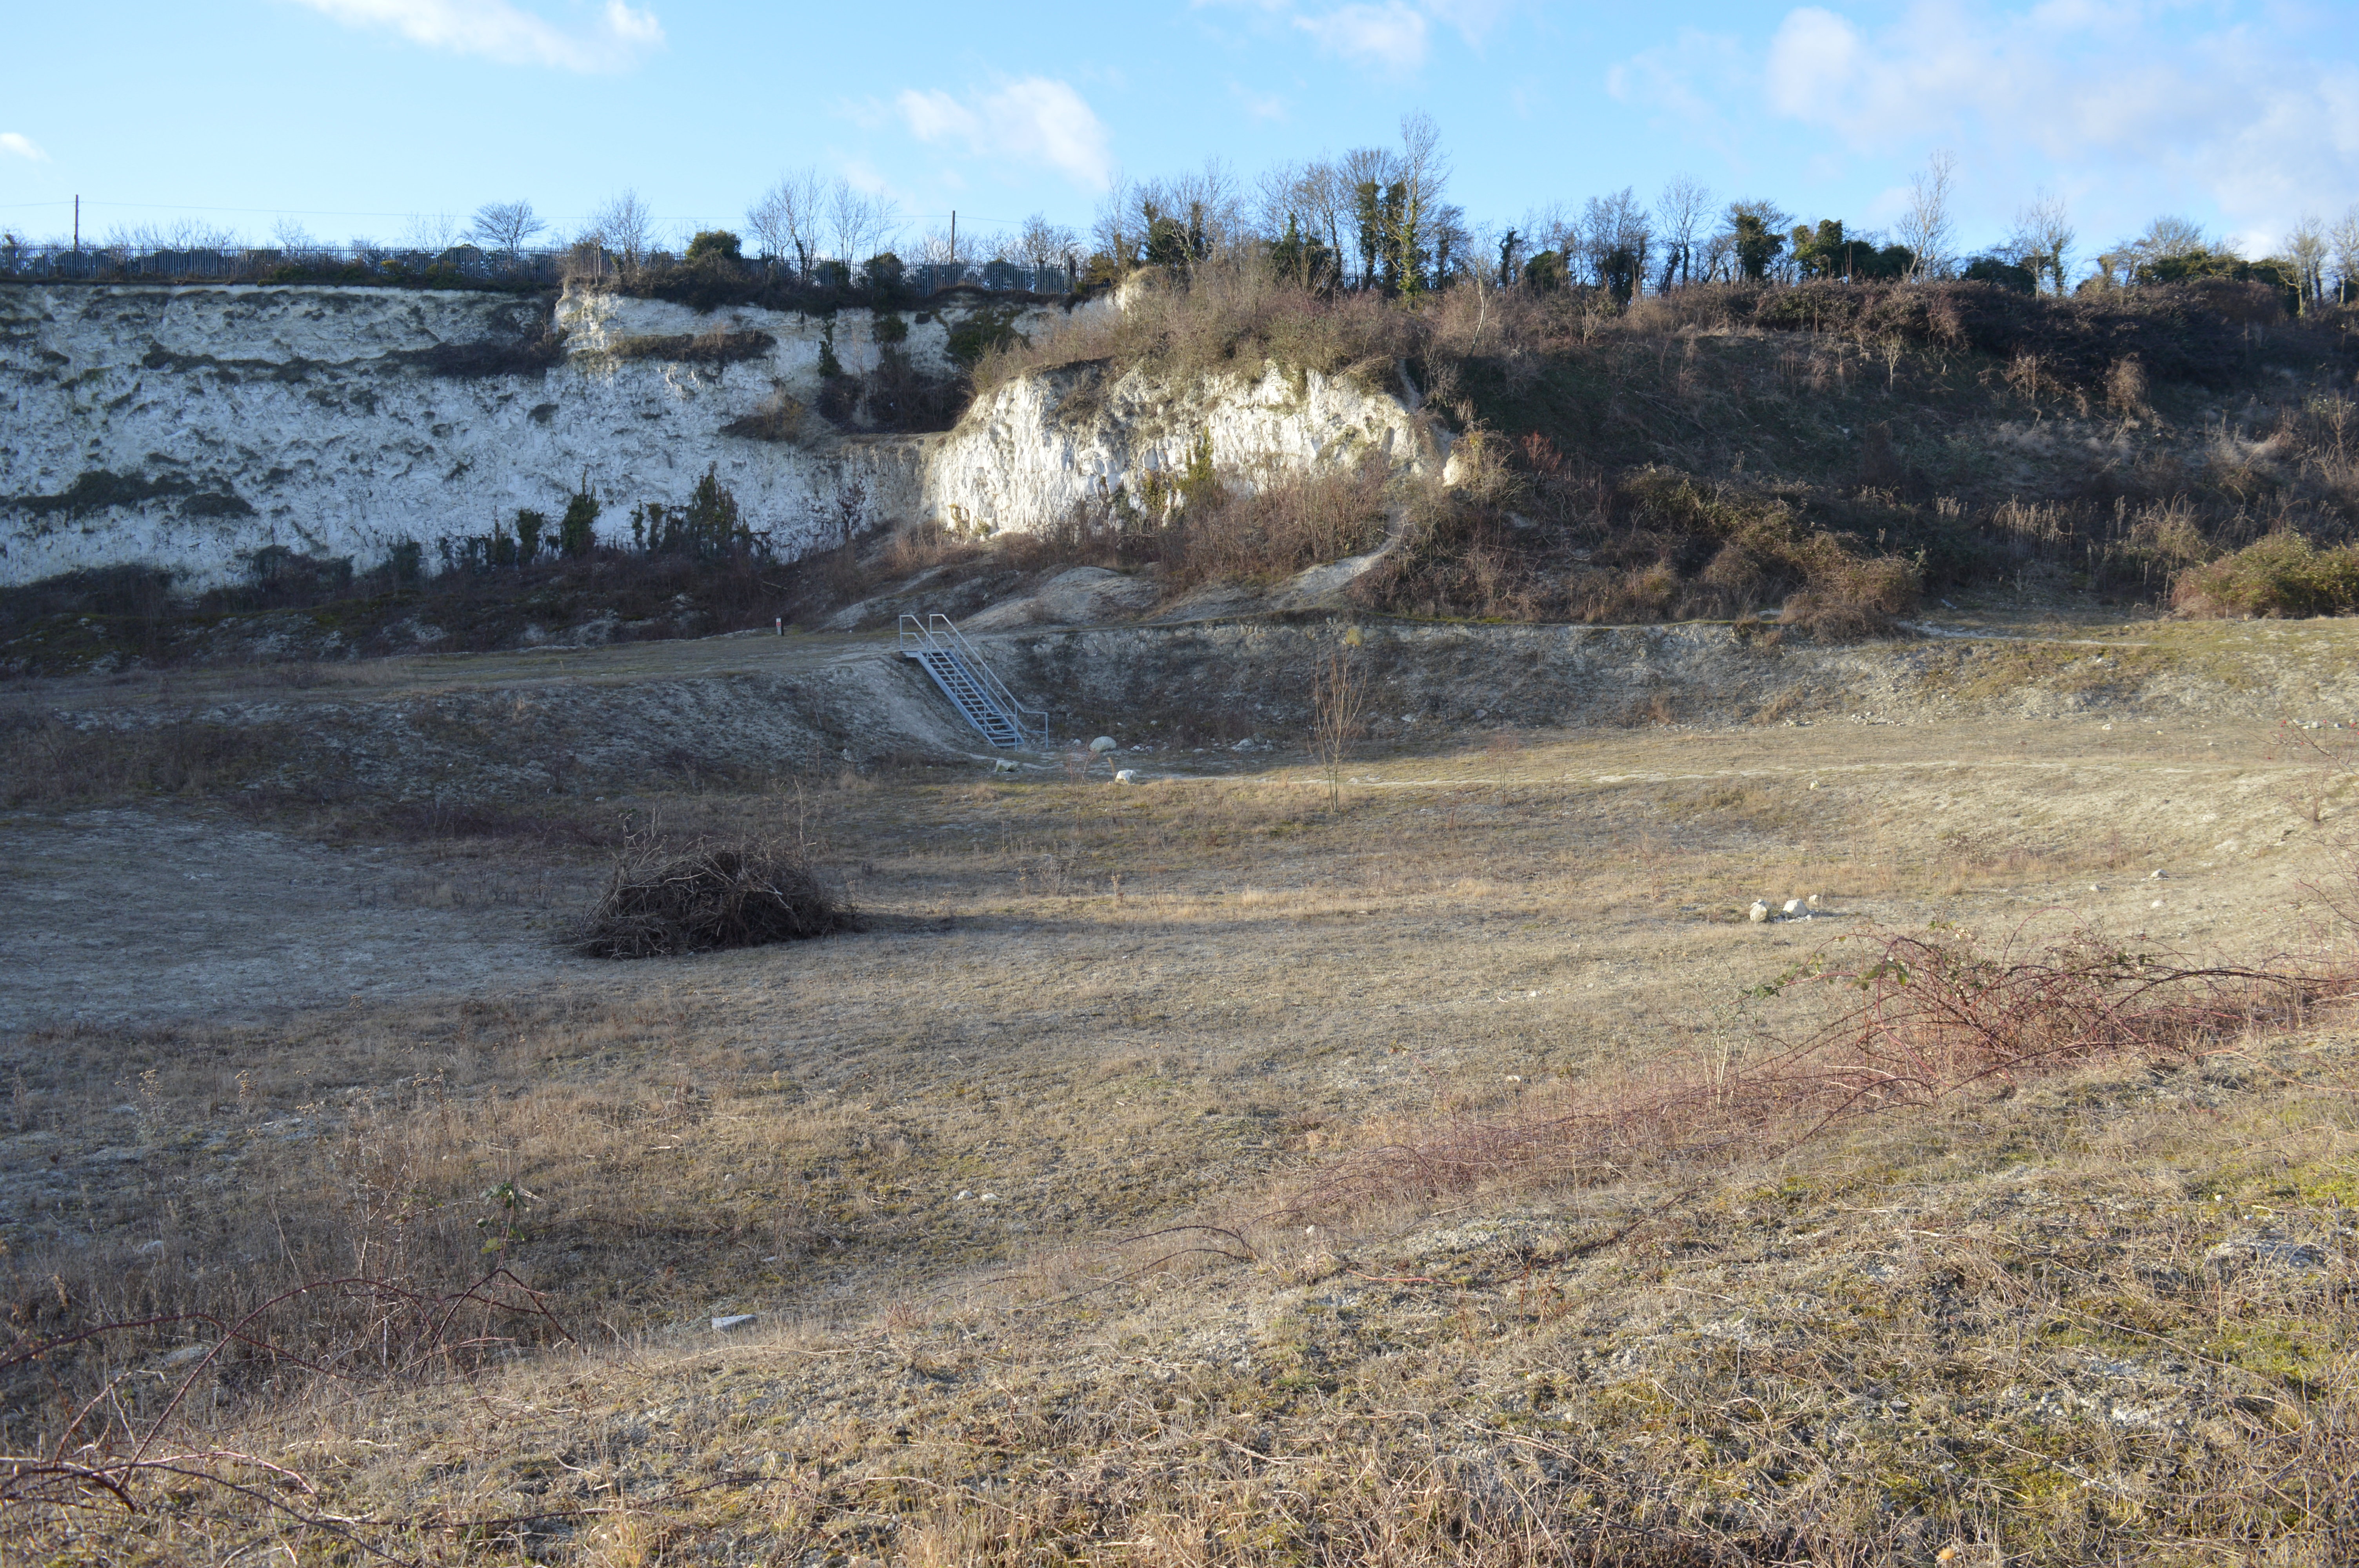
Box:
[1,282,1436,587]
[924,360,1436,535]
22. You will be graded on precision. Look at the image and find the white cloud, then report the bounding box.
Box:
[1295,1,1430,71]
[1416,0,1515,45]
[1195,0,1508,71]
[0,132,48,162]
[1618,3,2359,246]
[1605,29,1754,161]
[284,0,663,73]
[1232,84,1289,121]
[1770,4,2359,232]
[894,78,1114,189]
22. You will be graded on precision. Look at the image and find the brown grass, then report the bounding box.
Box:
[0,715,300,806]
[4,714,2355,1563]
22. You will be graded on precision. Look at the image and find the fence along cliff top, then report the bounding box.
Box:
[0,240,1074,298]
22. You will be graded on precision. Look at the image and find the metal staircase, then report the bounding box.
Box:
[898,613,1048,750]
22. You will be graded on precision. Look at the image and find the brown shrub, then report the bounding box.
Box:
[2173,530,2359,617]
[2106,353,2150,411]
[972,260,1417,401]
[1161,457,1392,591]
[719,390,808,442]
[605,329,776,365]
[1776,552,1921,636]
[1288,917,2339,1216]
[1743,278,2299,392]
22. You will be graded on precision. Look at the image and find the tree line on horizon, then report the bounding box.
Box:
[11,114,2357,312]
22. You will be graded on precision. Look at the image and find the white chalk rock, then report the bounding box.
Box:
[1089,736,1118,753]
[1782,899,1801,915]
[712,1314,757,1333]
[992,758,1019,774]
[1805,893,1822,910]
[1114,769,1138,784]
[1748,901,1771,924]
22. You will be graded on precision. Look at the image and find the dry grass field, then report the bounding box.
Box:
[2,613,2356,1564]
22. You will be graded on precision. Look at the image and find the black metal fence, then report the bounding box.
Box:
[0,241,1072,296]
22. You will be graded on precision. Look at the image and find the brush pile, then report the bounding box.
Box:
[576,837,856,958]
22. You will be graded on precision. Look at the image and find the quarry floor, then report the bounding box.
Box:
[2,612,2355,1563]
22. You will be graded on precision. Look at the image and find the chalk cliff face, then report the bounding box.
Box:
[923,360,1434,535]
[1,283,1432,586]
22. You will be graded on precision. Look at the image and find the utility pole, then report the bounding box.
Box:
[73,196,79,253]
[949,209,956,285]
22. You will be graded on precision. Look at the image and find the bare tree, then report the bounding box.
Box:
[2135,215,2210,260]
[826,179,900,267]
[1100,161,1249,281]
[1579,187,1651,296]
[1254,160,1306,242]
[109,217,243,252]
[1091,175,1141,272]
[916,225,975,273]
[2331,207,2359,304]
[1017,213,1077,285]
[1701,227,1737,282]
[469,200,546,254]
[400,212,460,253]
[1895,151,1958,281]
[1309,646,1368,811]
[744,187,789,265]
[585,190,655,272]
[1657,174,1711,287]
[2285,214,2328,312]
[1151,159,1247,274]
[747,169,824,274]
[1391,111,1449,296]
[2008,191,2076,295]
[1256,157,1345,280]
[269,217,323,258]
[2088,216,2212,291]
[1296,159,1351,278]
[1517,201,1572,264]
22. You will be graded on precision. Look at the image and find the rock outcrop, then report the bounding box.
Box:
[923,359,1436,536]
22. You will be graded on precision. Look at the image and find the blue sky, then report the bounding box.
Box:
[3,0,2354,267]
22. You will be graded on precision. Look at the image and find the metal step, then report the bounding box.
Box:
[915,648,1018,744]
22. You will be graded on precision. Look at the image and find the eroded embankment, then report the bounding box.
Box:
[978,615,2359,743]
[6,616,2354,815]
[0,636,980,811]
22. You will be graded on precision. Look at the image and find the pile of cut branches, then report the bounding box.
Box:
[576,834,856,958]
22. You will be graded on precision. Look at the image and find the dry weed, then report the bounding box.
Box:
[1286,914,2350,1221]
